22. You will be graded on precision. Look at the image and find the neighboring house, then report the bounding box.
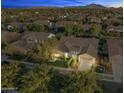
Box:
[7,25,14,31]
[12,32,55,54]
[35,11,39,14]
[81,24,92,31]
[102,16,108,20]
[81,24,102,33]
[59,36,98,71]
[107,39,123,83]
[48,20,58,32]
[90,17,101,24]
[57,21,73,27]
[107,26,123,33]
[1,31,21,43]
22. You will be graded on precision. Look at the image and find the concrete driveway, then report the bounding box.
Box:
[78,61,92,71]
[112,62,123,83]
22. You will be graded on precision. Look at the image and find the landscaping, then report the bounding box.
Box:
[96,38,112,73]
[53,56,78,68]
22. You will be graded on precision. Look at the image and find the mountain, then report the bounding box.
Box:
[84,4,105,9]
[63,4,106,9]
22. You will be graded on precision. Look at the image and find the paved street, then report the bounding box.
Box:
[100,80,123,93]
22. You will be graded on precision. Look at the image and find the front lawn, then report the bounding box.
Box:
[52,56,78,68]
[53,60,68,67]
[8,53,78,69]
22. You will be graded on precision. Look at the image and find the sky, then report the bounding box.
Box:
[1,0,123,8]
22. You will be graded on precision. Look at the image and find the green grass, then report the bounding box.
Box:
[53,60,68,68]
[51,56,78,68]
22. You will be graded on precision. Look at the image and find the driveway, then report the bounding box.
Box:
[111,61,123,83]
[78,61,92,71]
[78,56,94,71]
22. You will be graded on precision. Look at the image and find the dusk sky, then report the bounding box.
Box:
[2,0,123,8]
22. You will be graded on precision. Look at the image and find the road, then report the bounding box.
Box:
[100,80,122,93]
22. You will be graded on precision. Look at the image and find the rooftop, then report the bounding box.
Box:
[107,39,123,57]
[59,36,98,57]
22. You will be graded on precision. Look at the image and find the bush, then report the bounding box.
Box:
[1,42,7,50]
[67,56,78,68]
[100,60,111,73]
[25,24,46,32]
[9,53,25,60]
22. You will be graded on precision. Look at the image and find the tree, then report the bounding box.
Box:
[112,20,120,26]
[82,17,91,24]
[1,62,23,88]
[73,23,83,36]
[61,70,105,93]
[48,72,70,93]
[90,24,100,37]
[5,16,13,23]
[37,38,58,60]
[17,64,52,93]
[64,23,83,36]
[32,24,46,32]
[102,21,108,30]
[64,23,73,36]
[18,15,25,22]
[1,42,7,50]
[12,26,20,32]
[25,24,46,32]
[3,43,17,55]
[49,70,106,93]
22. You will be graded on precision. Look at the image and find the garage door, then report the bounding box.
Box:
[78,58,94,71]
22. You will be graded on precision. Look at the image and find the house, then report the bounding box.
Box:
[7,25,14,31]
[81,24,102,33]
[107,25,123,33]
[48,20,57,32]
[90,16,101,24]
[35,11,39,14]
[12,32,55,54]
[81,24,92,31]
[102,17,108,20]
[1,31,21,43]
[57,21,73,27]
[107,39,123,83]
[59,36,98,71]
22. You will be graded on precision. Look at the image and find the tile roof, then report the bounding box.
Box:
[1,31,21,43]
[107,39,123,57]
[13,32,55,50]
[59,36,98,57]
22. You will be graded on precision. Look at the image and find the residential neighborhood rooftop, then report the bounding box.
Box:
[107,39,123,57]
[60,36,98,57]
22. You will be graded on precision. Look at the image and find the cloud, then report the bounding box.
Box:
[110,3,123,7]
